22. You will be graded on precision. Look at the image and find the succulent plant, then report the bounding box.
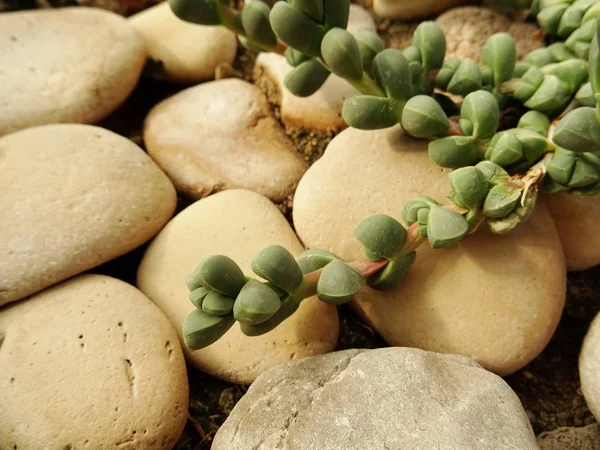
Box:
[172,0,600,350]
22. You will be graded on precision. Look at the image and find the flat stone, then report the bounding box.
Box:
[0,8,146,136]
[254,5,374,133]
[137,189,339,384]
[580,311,600,423]
[543,193,600,271]
[537,424,600,450]
[293,126,566,376]
[0,274,188,449]
[130,2,237,84]
[144,78,307,201]
[0,124,176,306]
[437,7,544,62]
[212,348,538,449]
[374,0,469,19]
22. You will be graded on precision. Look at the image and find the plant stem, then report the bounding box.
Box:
[347,72,387,97]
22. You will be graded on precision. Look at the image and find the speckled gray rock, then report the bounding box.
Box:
[212,348,538,450]
[580,312,600,424]
[0,8,146,136]
[537,424,600,450]
[0,274,189,450]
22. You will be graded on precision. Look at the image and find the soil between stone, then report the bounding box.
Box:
[4,2,600,448]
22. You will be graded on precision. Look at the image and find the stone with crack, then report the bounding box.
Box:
[212,348,538,449]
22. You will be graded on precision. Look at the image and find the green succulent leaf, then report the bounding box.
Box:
[524,74,571,115]
[524,48,554,67]
[548,42,576,62]
[538,3,569,35]
[168,0,221,25]
[485,131,523,167]
[251,245,304,295]
[517,110,551,135]
[240,294,301,336]
[402,196,438,227]
[372,49,413,101]
[428,136,479,169]
[285,47,311,67]
[323,0,350,29]
[486,189,537,234]
[447,59,482,96]
[284,58,331,97]
[460,90,500,139]
[569,158,600,187]
[512,129,551,162]
[547,149,576,185]
[202,291,235,316]
[182,309,235,350]
[187,255,246,298]
[354,214,408,260]
[233,279,281,325]
[342,95,399,130]
[401,95,450,138]
[576,82,596,106]
[189,287,210,309]
[541,58,589,92]
[447,166,489,209]
[316,260,364,305]
[482,32,517,86]
[475,160,509,185]
[553,107,600,153]
[483,184,521,218]
[513,67,544,103]
[270,1,326,57]
[513,61,533,78]
[435,57,461,91]
[289,0,324,23]
[426,205,469,249]
[354,27,385,72]
[413,21,446,72]
[321,28,363,80]
[367,252,416,290]
[241,0,278,49]
[296,249,340,273]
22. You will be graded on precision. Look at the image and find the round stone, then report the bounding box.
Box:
[0,274,188,449]
[374,0,469,19]
[580,311,600,423]
[293,126,566,376]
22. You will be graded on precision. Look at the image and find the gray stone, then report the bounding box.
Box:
[537,424,600,450]
[212,348,538,450]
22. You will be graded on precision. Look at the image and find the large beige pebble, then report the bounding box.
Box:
[0,8,146,136]
[130,2,237,84]
[543,193,600,271]
[537,424,600,450]
[254,5,373,133]
[0,124,177,306]
[580,311,600,423]
[374,0,468,19]
[144,78,307,201]
[0,274,188,450]
[293,126,566,376]
[437,7,544,61]
[137,189,339,384]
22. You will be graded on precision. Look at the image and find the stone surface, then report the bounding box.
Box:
[537,424,600,450]
[254,5,374,133]
[130,2,237,84]
[212,348,538,450]
[544,193,600,271]
[374,0,468,19]
[437,7,544,62]
[581,311,600,423]
[293,126,566,376]
[144,78,307,201]
[0,124,176,306]
[137,189,339,384]
[0,7,146,136]
[0,274,188,449]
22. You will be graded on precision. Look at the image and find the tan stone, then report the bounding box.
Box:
[374,0,469,19]
[437,7,545,62]
[537,424,600,450]
[0,124,177,306]
[293,126,566,376]
[580,312,600,423]
[130,1,237,84]
[0,8,146,136]
[254,5,374,133]
[137,189,339,384]
[144,78,307,201]
[543,193,600,271]
[0,274,188,450]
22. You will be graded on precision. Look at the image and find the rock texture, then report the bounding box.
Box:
[0,7,146,136]
[213,348,538,450]
[437,7,545,61]
[374,0,468,19]
[130,2,237,84]
[537,424,600,450]
[254,5,374,133]
[0,124,176,306]
[580,311,600,423]
[137,189,339,384]
[293,126,566,376]
[144,78,307,201]
[544,193,600,271]
[0,274,188,450]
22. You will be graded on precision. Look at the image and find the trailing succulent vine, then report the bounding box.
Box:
[169,0,600,350]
